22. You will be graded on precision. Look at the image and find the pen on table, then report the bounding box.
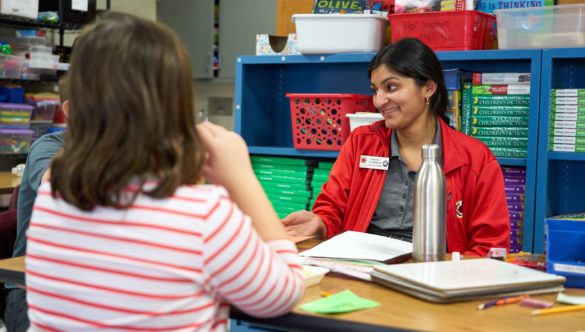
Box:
[320,291,332,297]
[531,304,585,316]
[477,295,529,310]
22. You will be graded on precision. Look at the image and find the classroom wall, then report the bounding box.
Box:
[60,0,157,46]
[60,1,237,130]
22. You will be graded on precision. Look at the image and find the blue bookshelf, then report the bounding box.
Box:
[534,48,585,253]
[235,49,541,252]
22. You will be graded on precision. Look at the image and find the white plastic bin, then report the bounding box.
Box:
[347,112,383,131]
[292,14,388,54]
[495,4,585,49]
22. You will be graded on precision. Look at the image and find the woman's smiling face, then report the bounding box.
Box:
[370,64,430,130]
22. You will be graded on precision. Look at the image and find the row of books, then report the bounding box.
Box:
[450,71,530,158]
[251,156,315,219]
[548,89,585,152]
[502,166,526,253]
[251,156,335,219]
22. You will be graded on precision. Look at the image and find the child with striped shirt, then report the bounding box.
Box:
[25,12,304,331]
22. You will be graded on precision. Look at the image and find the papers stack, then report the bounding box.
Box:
[300,231,412,281]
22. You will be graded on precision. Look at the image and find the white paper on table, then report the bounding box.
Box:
[299,231,412,262]
[557,292,585,305]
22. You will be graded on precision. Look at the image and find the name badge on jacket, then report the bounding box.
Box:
[359,155,389,170]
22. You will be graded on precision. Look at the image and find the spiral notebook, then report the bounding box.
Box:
[372,258,566,303]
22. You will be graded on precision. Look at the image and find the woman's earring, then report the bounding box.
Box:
[426,96,430,105]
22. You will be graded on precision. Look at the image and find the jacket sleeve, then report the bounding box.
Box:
[312,133,357,238]
[464,159,511,257]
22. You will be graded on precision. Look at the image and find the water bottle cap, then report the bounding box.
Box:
[421,144,441,160]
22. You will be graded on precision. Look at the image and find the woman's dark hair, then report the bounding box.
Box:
[368,38,450,125]
[50,12,205,210]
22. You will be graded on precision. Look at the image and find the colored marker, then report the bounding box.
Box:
[320,291,332,297]
[532,304,585,316]
[477,295,529,310]
[519,298,553,309]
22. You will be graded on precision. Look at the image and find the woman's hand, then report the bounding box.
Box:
[282,210,326,239]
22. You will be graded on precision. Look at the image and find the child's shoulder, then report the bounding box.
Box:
[175,184,230,202]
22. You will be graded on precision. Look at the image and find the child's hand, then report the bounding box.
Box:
[197,122,252,190]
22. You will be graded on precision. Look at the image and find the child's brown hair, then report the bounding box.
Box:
[50,12,204,210]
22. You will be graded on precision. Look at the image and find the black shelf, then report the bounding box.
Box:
[0,153,27,158]
[0,13,83,30]
[0,78,59,85]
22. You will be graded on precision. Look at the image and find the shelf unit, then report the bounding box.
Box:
[235,49,541,252]
[534,47,585,253]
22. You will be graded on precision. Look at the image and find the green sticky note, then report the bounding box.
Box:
[300,290,380,314]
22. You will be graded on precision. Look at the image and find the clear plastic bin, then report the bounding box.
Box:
[0,128,33,154]
[30,100,60,121]
[495,4,585,49]
[0,54,24,79]
[0,102,34,128]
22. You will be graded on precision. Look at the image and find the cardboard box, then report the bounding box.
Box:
[276,0,314,35]
[256,34,301,55]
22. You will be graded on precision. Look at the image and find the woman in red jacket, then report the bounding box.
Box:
[283,38,510,257]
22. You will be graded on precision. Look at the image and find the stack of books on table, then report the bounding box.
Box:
[371,258,566,303]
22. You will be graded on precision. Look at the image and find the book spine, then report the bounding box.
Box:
[472,106,529,116]
[550,136,585,145]
[472,72,531,85]
[549,119,585,129]
[472,84,530,95]
[550,112,585,122]
[471,127,529,137]
[462,82,472,134]
[549,143,585,152]
[551,97,585,105]
[551,89,585,97]
[471,115,529,127]
[475,136,528,148]
[488,147,528,158]
[550,104,585,113]
[472,95,530,106]
[548,128,585,137]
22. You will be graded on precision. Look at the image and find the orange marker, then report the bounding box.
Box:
[320,291,332,297]
[477,295,529,310]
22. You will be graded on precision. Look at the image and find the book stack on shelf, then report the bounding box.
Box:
[548,89,585,153]
[462,72,531,158]
[501,166,526,253]
[309,161,333,209]
[251,156,315,219]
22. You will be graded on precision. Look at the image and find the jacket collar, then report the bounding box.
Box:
[372,119,465,174]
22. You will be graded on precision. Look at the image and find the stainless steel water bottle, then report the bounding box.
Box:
[412,144,446,262]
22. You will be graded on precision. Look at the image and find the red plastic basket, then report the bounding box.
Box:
[286,93,376,151]
[389,10,496,51]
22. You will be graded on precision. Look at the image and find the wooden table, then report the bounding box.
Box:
[0,171,21,194]
[2,241,585,331]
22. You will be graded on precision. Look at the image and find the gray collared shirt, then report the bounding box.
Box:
[367,121,443,242]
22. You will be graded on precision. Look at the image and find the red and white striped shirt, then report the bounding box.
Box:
[26,182,304,331]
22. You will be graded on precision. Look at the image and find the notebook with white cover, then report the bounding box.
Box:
[299,231,412,263]
[372,258,566,303]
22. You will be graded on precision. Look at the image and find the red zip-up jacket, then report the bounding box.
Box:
[312,119,510,257]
